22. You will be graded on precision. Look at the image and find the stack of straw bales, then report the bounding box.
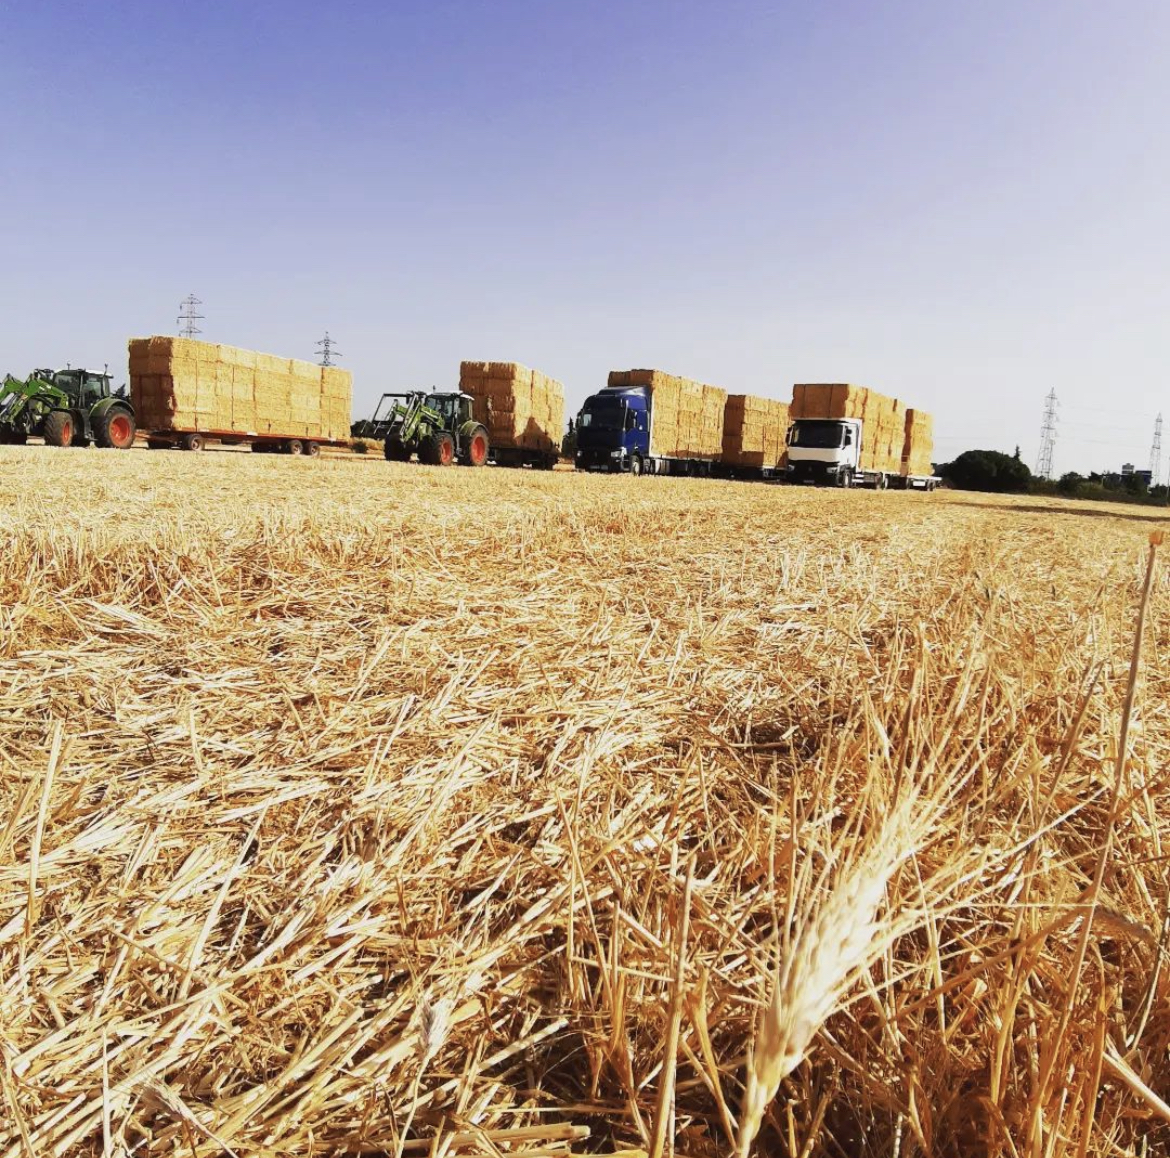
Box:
[791,384,907,475]
[902,408,934,477]
[128,337,352,441]
[459,361,564,454]
[607,370,726,459]
[721,395,790,469]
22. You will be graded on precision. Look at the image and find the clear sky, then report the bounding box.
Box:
[4,0,1169,475]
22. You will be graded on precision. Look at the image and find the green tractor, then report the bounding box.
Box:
[0,367,137,449]
[381,391,489,466]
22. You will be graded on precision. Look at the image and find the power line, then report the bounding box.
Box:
[177,294,204,338]
[315,331,342,367]
[1036,388,1059,479]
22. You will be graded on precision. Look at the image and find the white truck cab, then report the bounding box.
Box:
[786,417,872,487]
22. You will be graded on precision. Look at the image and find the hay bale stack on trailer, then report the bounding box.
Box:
[575,370,726,473]
[459,361,564,469]
[902,409,934,478]
[720,394,789,477]
[129,337,352,454]
[787,383,936,489]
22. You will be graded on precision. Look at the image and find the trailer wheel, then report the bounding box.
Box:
[305,441,320,457]
[286,438,303,456]
[877,473,888,490]
[95,406,136,449]
[43,411,74,447]
[182,432,205,452]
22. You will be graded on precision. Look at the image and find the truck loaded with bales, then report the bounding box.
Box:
[786,383,937,489]
[574,370,727,475]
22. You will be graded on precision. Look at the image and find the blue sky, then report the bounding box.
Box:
[4,0,1169,474]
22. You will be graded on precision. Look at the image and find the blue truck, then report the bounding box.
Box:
[574,370,725,476]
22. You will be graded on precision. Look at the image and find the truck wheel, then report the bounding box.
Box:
[286,439,303,456]
[837,469,853,488]
[305,441,320,457]
[43,411,74,447]
[384,439,412,462]
[877,473,888,490]
[630,454,643,476]
[422,431,455,466]
[460,426,489,466]
[182,432,205,452]
[95,406,137,449]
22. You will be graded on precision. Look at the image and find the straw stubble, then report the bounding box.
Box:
[0,447,1166,1158]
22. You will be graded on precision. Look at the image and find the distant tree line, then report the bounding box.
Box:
[936,448,1170,507]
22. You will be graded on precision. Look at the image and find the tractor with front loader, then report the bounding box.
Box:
[0,367,137,449]
[381,391,489,466]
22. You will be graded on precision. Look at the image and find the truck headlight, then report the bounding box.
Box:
[610,449,623,458]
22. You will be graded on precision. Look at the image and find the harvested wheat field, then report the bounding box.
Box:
[3,446,1170,1158]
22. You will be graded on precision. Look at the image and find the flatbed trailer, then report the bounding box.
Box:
[143,428,349,455]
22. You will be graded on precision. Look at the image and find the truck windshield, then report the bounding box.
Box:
[790,420,845,449]
[579,402,624,431]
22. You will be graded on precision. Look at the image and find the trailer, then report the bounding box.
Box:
[459,362,563,470]
[129,337,353,456]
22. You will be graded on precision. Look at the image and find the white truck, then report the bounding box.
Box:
[785,417,938,490]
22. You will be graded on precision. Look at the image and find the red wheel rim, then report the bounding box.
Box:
[470,433,487,465]
[110,415,132,447]
[439,440,454,465]
[61,420,73,445]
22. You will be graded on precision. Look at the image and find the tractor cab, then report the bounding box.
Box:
[425,391,475,428]
[34,368,118,410]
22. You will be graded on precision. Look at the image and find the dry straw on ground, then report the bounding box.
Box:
[1,445,1168,1157]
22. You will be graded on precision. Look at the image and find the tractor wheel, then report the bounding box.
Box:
[460,425,489,466]
[305,441,320,457]
[286,439,303,456]
[43,411,74,448]
[95,406,137,449]
[182,432,205,452]
[422,431,456,466]
[384,439,411,462]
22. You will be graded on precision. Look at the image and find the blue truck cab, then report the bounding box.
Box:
[574,386,651,473]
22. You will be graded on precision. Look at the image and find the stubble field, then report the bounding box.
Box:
[1,446,1168,1157]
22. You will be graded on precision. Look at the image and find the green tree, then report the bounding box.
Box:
[1057,471,1084,496]
[944,449,1033,493]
